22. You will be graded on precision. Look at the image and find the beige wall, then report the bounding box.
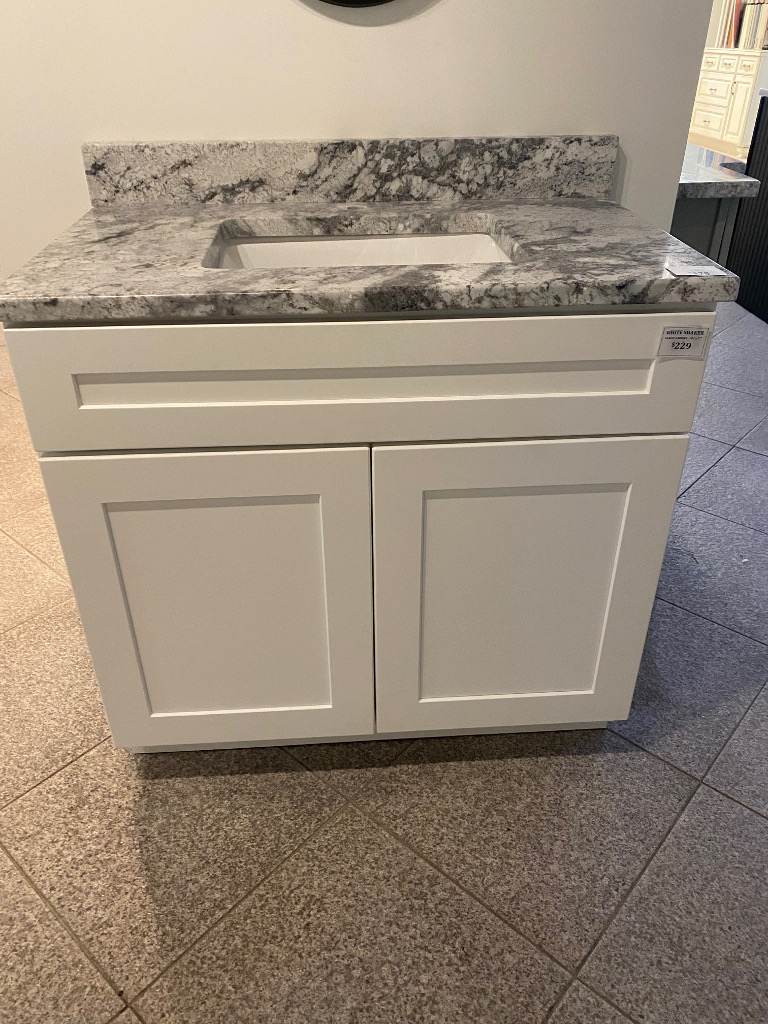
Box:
[0,0,712,278]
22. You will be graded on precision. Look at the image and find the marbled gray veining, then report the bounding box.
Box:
[0,198,738,326]
[83,137,619,206]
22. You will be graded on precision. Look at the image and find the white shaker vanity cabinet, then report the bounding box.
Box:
[6,310,711,750]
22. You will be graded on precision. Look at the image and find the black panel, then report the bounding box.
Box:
[727,96,768,323]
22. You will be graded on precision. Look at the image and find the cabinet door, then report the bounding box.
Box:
[372,436,687,734]
[723,77,752,144]
[41,448,373,748]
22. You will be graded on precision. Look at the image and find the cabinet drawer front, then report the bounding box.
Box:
[692,106,725,133]
[738,55,758,75]
[41,447,374,748]
[719,54,739,72]
[702,54,719,70]
[373,435,687,733]
[7,313,713,450]
[697,75,731,105]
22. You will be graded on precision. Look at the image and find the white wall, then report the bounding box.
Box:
[0,0,713,278]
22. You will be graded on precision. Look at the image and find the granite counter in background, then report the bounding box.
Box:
[678,143,760,199]
[672,143,761,265]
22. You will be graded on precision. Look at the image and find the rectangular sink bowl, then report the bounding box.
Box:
[214,233,513,270]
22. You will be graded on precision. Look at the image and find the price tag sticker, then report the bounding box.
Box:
[658,325,711,360]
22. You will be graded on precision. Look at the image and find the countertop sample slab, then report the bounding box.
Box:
[0,198,738,325]
[678,143,760,199]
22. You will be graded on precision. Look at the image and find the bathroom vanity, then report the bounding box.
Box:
[0,137,738,751]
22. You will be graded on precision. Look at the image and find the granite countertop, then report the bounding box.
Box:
[678,143,760,199]
[0,137,739,325]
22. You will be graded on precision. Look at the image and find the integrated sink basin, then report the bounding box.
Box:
[202,212,522,270]
[214,233,513,270]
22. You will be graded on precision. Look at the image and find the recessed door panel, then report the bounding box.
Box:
[373,436,687,733]
[41,447,373,748]
[419,482,628,700]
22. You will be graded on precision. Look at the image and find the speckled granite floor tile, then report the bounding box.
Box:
[0,742,345,998]
[0,600,108,806]
[1,503,68,579]
[0,530,71,634]
[713,301,747,336]
[0,389,26,444]
[549,983,632,1023]
[0,850,121,1024]
[134,805,567,1024]
[339,730,693,968]
[657,505,768,643]
[707,686,768,816]
[0,437,48,523]
[682,448,768,534]
[286,738,416,794]
[738,415,768,456]
[677,434,730,496]
[611,600,768,776]
[0,339,19,398]
[691,383,768,444]
[582,787,768,1024]
[705,312,768,397]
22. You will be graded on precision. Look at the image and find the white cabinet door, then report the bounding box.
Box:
[372,436,687,734]
[41,448,373,748]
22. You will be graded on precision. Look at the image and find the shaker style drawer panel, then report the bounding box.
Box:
[738,55,758,75]
[697,75,731,105]
[692,106,725,134]
[6,312,714,451]
[719,54,739,72]
[702,54,719,71]
[372,435,688,733]
[40,446,374,748]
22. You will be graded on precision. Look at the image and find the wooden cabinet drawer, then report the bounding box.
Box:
[692,105,725,134]
[738,55,759,75]
[5,313,714,452]
[719,54,739,72]
[702,53,719,71]
[697,74,732,105]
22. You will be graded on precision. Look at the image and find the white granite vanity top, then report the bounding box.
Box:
[0,137,738,325]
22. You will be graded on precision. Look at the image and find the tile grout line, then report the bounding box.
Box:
[0,498,52,531]
[676,441,735,500]
[575,977,647,1024]
[538,974,574,1024]
[344,794,572,976]
[0,737,110,812]
[125,801,352,1007]
[279,746,576,979]
[572,780,701,977]
[678,493,768,539]
[701,779,768,823]
[605,727,701,782]
[700,376,767,399]
[0,520,71,582]
[608,663,768,785]
[0,594,75,638]
[0,836,129,1006]
[540,978,576,1024]
[655,594,768,648]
